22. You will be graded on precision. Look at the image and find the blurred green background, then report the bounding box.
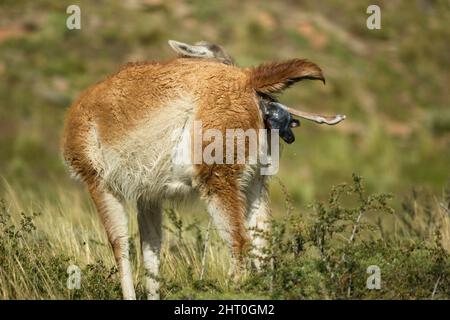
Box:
[0,0,449,212]
[0,0,449,300]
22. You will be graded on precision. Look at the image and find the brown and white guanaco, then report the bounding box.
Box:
[62,42,326,299]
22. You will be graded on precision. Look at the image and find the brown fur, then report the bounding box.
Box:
[247,59,325,95]
[62,56,321,298]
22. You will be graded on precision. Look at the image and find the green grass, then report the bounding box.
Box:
[0,175,449,299]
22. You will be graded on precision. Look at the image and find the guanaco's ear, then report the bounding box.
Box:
[248,59,325,95]
[168,40,215,58]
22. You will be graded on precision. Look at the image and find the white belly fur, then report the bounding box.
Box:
[92,95,196,202]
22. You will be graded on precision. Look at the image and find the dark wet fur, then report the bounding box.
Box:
[258,94,300,144]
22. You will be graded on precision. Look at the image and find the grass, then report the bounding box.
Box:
[0,175,449,299]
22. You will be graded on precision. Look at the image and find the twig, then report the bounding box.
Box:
[342,211,364,297]
[439,202,450,215]
[347,276,352,298]
[200,219,212,280]
[341,210,364,263]
[348,211,363,244]
[431,275,442,299]
[274,176,294,216]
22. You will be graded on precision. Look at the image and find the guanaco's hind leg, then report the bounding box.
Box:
[200,176,250,276]
[246,175,271,270]
[88,184,136,300]
[137,199,162,300]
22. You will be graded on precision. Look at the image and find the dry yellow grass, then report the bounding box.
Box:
[0,178,232,299]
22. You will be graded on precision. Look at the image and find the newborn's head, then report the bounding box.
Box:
[261,101,300,144]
